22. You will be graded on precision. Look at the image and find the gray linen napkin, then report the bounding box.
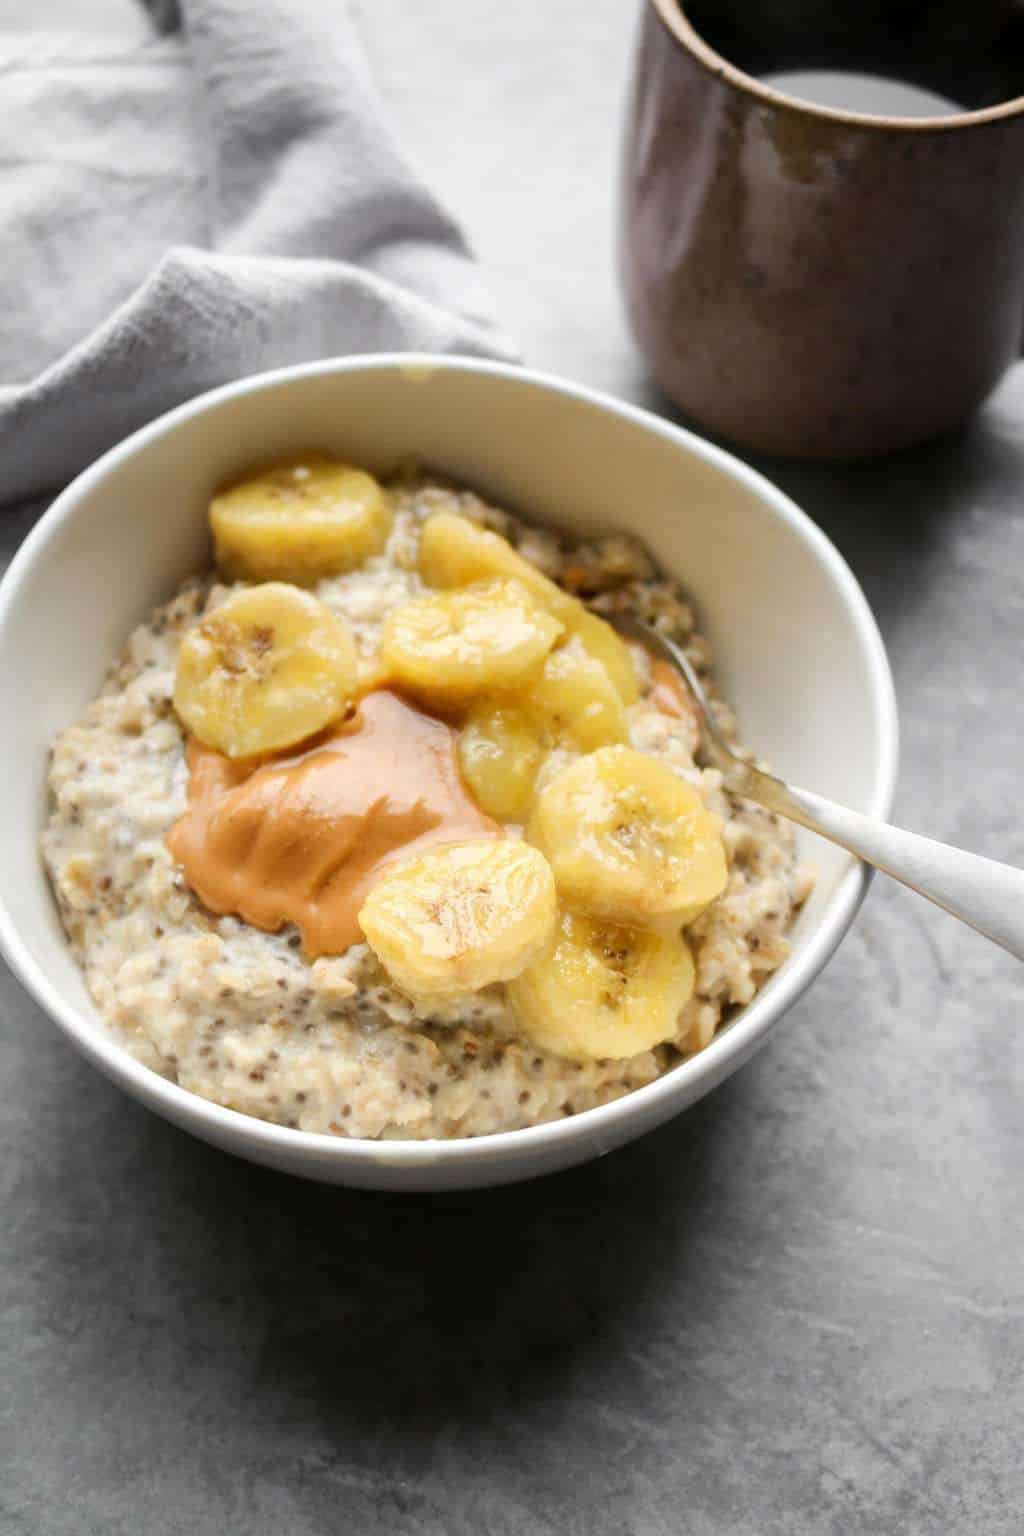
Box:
[0,0,512,508]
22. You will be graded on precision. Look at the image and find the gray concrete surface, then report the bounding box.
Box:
[2,3,1023,1532]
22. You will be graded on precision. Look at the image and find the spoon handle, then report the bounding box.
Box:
[751,776,1024,961]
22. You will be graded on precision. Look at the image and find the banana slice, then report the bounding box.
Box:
[527,745,727,923]
[456,643,624,822]
[509,909,695,1061]
[418,513,638,700]
[458,703,544,822]
[530,634,628,752]
[211,456,391,583]
[358,840,558,1000]
[570,609,639,704]
[173,583,357,757]
[379,579,563,709]
[418,512,573,616]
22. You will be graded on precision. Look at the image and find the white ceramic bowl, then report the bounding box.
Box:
[0,356,897,1191]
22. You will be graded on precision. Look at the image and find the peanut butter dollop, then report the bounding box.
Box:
[167,690,500,957]
[650,659,697,724]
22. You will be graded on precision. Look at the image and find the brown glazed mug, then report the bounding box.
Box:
[620,0,1024,457]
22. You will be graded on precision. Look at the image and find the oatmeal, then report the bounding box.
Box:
[42,467,812,1139]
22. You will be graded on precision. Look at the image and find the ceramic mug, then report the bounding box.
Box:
[620,0,1024,458]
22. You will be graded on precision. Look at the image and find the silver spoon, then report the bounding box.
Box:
[611,614,1024,961]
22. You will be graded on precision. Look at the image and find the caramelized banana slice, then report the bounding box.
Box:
[530,634,628,751]
[418,512,637,699]
[527,745,727,923]
[570,609,639,704]
[509,909,695,1060]
[358,840,558,999]
[458,703,544,822]
[455,633,628,816]
[418,511,573,615]
[211,456,391,583]
[173,583,357,757]
[379,579,562,708]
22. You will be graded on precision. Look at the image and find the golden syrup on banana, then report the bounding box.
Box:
[167,690,500,957]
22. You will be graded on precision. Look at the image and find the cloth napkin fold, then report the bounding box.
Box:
[0,0,512,508]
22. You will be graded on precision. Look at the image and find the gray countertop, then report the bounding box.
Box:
[3,2,1023,1532]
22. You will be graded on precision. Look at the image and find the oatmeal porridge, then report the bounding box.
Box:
[42,460,813,1140]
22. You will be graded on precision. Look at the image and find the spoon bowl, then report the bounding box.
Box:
[615,615,1024,963]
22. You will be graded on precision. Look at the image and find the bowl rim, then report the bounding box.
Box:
[0,352,899,1170]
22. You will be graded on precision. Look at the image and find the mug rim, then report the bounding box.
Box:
[649,0,1024,131]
